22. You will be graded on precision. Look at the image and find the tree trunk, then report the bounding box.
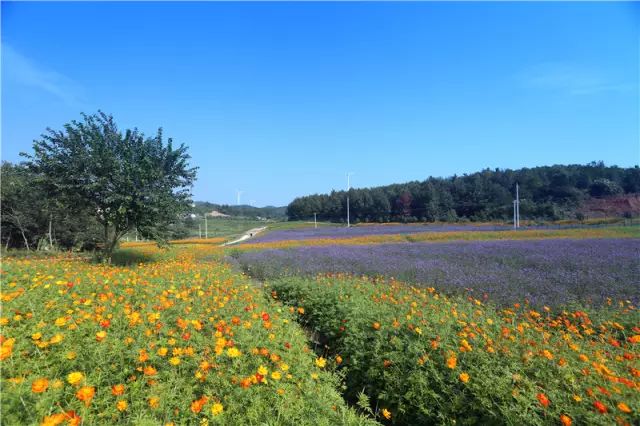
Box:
[20,228,30,251]
[5,234,10,250]
[13,215,30,251]
[48,214,53,248]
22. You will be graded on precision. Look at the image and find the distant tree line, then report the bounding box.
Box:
[193,202,287,219]
[1,112,197,259]
[287,163,640,223]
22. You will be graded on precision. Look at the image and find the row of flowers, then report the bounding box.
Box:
[0,255,376,425]
[269,274,639,425]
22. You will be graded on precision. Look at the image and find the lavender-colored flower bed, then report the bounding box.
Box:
[234,238,640,307]
[248,224,513,243]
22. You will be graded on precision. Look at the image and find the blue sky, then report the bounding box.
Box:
[2,2,638,206]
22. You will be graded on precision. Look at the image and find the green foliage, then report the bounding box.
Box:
[1,162,103,251]
[269,275,639,425]
[287,163,640,223]
[23,112,197,261]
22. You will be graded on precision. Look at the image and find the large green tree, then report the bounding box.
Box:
[24,112,197,261]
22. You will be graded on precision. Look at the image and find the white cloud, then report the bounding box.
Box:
[517,62,636,96]
[2,44,85,106]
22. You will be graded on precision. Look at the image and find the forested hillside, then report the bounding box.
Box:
[287,163,640,223]
[193,202,287,219]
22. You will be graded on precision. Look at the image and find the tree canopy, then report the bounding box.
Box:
[287,163,640,223]
[20,111,197,260]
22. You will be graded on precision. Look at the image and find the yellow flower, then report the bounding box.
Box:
[116,400,128,412]
[67,371,84,386]
[49,334,64,344]
[157,347,168,357]
[226,347,241,358]
[381,408,392,419]
[257,365,268,376]
[169,357,181,366]
[211,403,224,416]
[315,357,327,368]
[148,396,160,409]
[459,372,470,383]
[66,351,77,360]
[31,332,42,340]
[271,371,282,380]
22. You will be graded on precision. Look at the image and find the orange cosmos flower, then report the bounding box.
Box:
[372,322,381,330]
[537,393,550,408]
[143,366,157,376]
[40,413,66,426]
[31,378,49,393]
[593,400,607,414]
[76,386,95,406]
[560,414,572,426]
[116,400,128,412]
[617,402,632,414]
[459,373,470,383]
[111,384,125,396]
[190,396,209,414]
[95,331,107,342]
[381,408,392,419]
[446,355,457,369]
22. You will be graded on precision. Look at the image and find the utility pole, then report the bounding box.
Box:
[204,213,208,238]
[346,172,354,227]
[314,213,317,229]
[199,223,202,238]
[516,183,520,228]
[513,183,521,229]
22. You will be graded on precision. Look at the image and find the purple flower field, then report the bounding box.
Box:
[234,238,640,307]
[248,224,514,243]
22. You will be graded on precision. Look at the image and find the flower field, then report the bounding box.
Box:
[249,224,513,243]
[269,274,640,425]
[2,224,639,425]
[234,238,640,307]
[0,254,376,425]
[238,226,639,251]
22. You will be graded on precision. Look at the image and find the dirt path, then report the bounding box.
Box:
[222,226,267,246]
